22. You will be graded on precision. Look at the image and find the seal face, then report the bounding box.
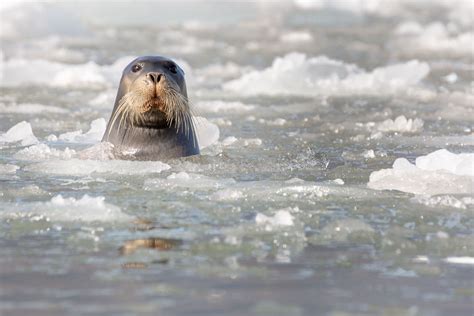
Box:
[102,56,199,160]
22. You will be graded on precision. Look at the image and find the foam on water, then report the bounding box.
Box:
[368,149,474,195]
[224,53,430,96]
[2,195,131,222]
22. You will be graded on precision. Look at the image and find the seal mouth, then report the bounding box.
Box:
[133,97,168,129]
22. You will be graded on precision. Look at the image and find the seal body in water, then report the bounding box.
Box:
[102,56,199,160]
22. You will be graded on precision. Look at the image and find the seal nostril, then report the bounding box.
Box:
[147,72,162,84]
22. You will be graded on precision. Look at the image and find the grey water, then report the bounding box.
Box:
[1,1,473,315]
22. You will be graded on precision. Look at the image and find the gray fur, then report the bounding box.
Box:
[102,56,199,160]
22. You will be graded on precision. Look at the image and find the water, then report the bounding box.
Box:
[1,1,473,315]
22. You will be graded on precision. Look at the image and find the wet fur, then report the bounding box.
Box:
[102,56,199,160]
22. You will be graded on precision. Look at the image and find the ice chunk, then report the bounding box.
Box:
[444,257,474,265]
[313,219,376,244]
[144,172,235,190]
[58,118,107,143]
[25,159,171,176]
[280,31,313,42]
[0,164,19,174]
[415,149,474,176]
[255,209,295,231]
[376,116,424,133]
[2,195,132,222]
[15,143,76,160]
[412,195,474,209]
[0,56,133,88]
[194,100,256,113]
[224,53,429,96]
[0,121,38,146]
[393,22,473,56]
[193,116,220,149]
[368,149,474,195]
[210,189,244,201]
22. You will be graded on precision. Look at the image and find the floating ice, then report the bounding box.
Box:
[0,56,133,87]
[280,31,313,43]
[412,195,474,210]
[15,143,76,160]
[443,257,474,265]
[393,21,473,56]
[224,53,429,96]
[194,100,256,113]
[0,121,39,146]
[210,189,244,201]
[255,209,295,230]
[368,149,474,195]
[193,116,220,149]
[25,159,171,176]
[0,164,19,174]
[0,103,68,114]
[58,118,106,144]
[145,172,235,190]
[2,195,132,222]
[375,116,424,133]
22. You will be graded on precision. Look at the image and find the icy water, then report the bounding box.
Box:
[1,1,473,315]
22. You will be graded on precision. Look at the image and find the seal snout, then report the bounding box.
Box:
[146,72,163,84]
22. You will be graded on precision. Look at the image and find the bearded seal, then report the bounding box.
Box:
[102,56,199,160]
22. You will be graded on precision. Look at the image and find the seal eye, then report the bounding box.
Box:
[131,64,142,73]
[168,64,177,74]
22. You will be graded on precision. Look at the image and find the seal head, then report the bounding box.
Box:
[102,56,199,160]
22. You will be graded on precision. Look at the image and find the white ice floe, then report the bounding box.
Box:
[194,100,256,113]
[223,53,429,96]
[144,172,235,190]
[2,195,132,222]
[368,149,474,195]
[0,121,39,146]
[375,116,424,133]
[255,209,295,230]
[221,136,263,147]
[0,103,68,114]
[393,21,473,56]
[210,189,244,201]
[280,31,313,43]
[193,116,220,149]
[57,118,106,144]
[0,56,133,87]
[15,143,76,160]
[443,257,474,265]
[25,159,171,176]
[0,164,19,174]
[412,195,474,209]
